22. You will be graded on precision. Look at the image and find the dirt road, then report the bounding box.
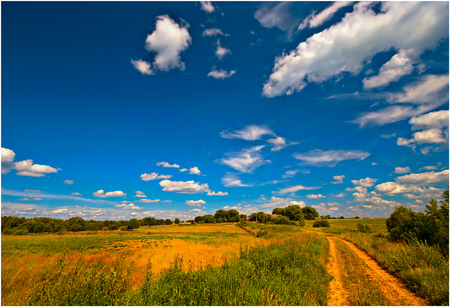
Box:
[304,230,430,306]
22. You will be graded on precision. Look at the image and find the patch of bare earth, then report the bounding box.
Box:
[326,237,350,306]
[305,230,430,306]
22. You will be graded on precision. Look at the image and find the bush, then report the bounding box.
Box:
[256,229,268,237]
[120,226,128,231]
[357,223,371,233]
[313,219,330,228]
[14,228,29,235]
[273,216,290,225]
[289,221,298,226]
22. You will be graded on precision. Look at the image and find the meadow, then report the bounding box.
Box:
[2,219,449,306]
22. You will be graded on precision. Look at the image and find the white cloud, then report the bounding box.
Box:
[71,192,82,196]
[351,177,378,187]
[145,15,191,71]
[277,184,317,195]
[215,40,231,60]
[131,59,154,75]
[263,2,449,97]
[207,69,236,79]
[221,125,275,141]
[282,169,301,178]
[141,172,172,181]
[93,190,126,198]
[115,203,144,210]
[185,200,206,207]
[1,148,59,177]
[396,169,449,186]
[139,199,160,203]
[331,175,345,184]
[200,1,215,13]
[1,147,15,174]
[409,110,449,130]
[353,75,449,127]
[159,179,210,194]
[64,179,74,185]
[219,146,270,173]
[189,167,201,175]
[134,191,147,198]
[190,208,207,214]
[156,161,180,168]
[267,137,299,151]
[307,194,325,199]
[334,193,346,197]
[363,49,415,89]
[421,165,438,171]
[293,149,369,166]
[180,168,188,172]
[289,200,306,207]
[203,28,226,37]
[412,129,446,144]
[221,173,252,187]
[394,167,411,174]
[207,191,228,196]
[299,1,353,30]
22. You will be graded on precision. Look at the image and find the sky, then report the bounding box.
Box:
[1,1,449,221]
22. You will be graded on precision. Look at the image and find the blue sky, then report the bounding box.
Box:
[1,1,449,221]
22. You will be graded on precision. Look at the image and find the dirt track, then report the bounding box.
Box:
[304,230,430,306]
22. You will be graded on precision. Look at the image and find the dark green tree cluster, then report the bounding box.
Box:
[386,189,449,257]
[194,209,245,224]
[271,205,306,226]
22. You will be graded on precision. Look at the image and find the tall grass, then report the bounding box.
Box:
[25,233,331,306]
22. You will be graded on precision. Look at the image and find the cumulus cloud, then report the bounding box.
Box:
[215,40,231,60]
[207,69,236,79]
[363,49,415,89]
[221,173,253,187]
[207,191,228,196]
[115,203,144,210]
[282,169,301,178]
[200,1,215,13]
[299,1,352,30]
[156,161,180,168]
[159,179,210,194]
[394,167,411,174]
[396,169,449,186]
[93,190,126,198]
[185,200,206,207]
[263,2,449,97]
[141,172,172,181]
[307,194,325,199]
[1,148,59,177]
[394,75,449,105]
[219,146,270,173]
[267,137,299,151]
[139,199,160,203]
[293,149,369,166]
[144,15,192,71]
[131,59,154,75]
[409,110,449,130]
[331,175,345,184]
[189,167,201,175]
[134,191,147,198]
[221,125,275,141]
[351,177,378,187]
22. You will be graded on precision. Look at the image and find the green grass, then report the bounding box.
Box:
[305,218,449,305]
[26,232,332,306]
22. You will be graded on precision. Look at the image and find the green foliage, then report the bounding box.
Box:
[174,218,180,225]
[128,218,140,230]
[313,219,330,228]
[164,219,172,225]
[273,216,290,225]
[214,210,230,222]
[227,209,240,222]
[202,215,215,223]
[272,207,286,216]
[357,223,371,233]
[301,206,319,220]
[194,216,204,223]
[133,234,331,306]
[255,229,268,237]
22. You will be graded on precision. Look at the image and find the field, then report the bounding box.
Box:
[2,220,449,306]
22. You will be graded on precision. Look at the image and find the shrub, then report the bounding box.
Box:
[120,226,128,231]
[274,216,290,225]
[14,228,29,235]
[289,221,298,226]
[313,219,330,227]
[357,223,371,233]
[256,229,268,237]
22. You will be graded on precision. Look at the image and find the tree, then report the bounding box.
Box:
[127,218,140,230]
[164,219,172,225]
[248,213,257,221]
[214,210,230,222]
[301,207,319,220]
[203,215,215,223]
[194,216,204,223]
[272,208,286,216]
[274,216,290,225]
[256,211,267,223]
[174,218,181,224]
[240,214,247,221]
[227,209,240,222]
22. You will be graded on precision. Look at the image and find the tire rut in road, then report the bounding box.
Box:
[325,237,350,306]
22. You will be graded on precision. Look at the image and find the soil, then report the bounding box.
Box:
[304,230,430,306]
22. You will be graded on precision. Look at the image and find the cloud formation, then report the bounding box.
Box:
[200,1,215,13]
[299,1,352,30]
[93,190,126,198]
[293,149,369,166]
[263,2,449,97]
[221,125,275,141]
[1,148,59,177]
[221,173,253,187]
[207,69,236,79]
[159,180,210,194]
[185,200,206,207]
[140,172,172,181]
[156,161,180,168]
[220,146,270,173]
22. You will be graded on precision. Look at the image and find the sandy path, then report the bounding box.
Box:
[304,230,430,306]
[325,237,350,306]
